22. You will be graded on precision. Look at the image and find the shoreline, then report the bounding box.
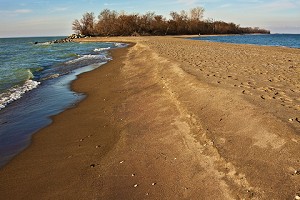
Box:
[0,40,118,168]
[0,44,133,198]
[0,36,299,199]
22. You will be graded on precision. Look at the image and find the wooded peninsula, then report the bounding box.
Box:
[72,7,270,37]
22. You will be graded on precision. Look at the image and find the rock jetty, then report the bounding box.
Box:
[34,34,88,44]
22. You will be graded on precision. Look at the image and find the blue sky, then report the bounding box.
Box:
[0,0,299,37]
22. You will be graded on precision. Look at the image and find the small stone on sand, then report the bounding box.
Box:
[90,164,96,168]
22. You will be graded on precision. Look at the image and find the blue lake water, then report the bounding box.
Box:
[190,34,300,49]
[0,37,126,167]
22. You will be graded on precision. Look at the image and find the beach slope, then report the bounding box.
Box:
[0,36,299,199]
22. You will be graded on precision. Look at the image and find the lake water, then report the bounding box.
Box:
[0,37,126,167]
[191,34,300,49]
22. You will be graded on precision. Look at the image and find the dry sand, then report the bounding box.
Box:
[0,36,299,199]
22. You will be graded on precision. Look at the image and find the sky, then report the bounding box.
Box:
[0,0,299,37]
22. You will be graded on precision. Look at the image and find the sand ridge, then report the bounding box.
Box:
[0,36,299,199]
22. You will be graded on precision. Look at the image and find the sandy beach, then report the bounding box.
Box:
[0,36,299,199]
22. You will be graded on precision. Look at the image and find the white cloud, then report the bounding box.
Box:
[104,3,118,6]
[14,9,32,14]
[103,2,130,7]
[259,0,299,10]
[176,0,198,6]
[238,0,264,3]
[52,7,68,12]
[220,4,232,8]
[0,9,32,16]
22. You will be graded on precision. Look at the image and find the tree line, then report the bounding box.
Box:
[72,7,270,37]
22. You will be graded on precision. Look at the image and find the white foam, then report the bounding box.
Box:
[36,42,52,45]
[94,47,111,52]
[0,80,40,110]
[40,73,60,81]
[114,43,128,48]
[66,54,111,64]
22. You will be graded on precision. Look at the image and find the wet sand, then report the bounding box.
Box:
[0,36,299,199]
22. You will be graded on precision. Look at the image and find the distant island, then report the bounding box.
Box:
[72,7,270,37]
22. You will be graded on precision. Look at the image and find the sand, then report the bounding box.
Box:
[0,36,299,199]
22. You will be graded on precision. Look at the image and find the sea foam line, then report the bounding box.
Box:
[94,47,111,52]
[0,80,40,110]
[66,54,112,65]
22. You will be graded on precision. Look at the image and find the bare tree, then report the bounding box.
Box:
[190,7,205,21]
[180,10,188,21]
[72,12,95,36]
[96,9,119,36]
[72,19,83,34]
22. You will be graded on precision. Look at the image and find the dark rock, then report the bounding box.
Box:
[34,34,87,45]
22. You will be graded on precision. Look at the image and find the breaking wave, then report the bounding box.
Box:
[0,80,40,110]
[94,47,111,52]
[114,43,128,48]
[66,54,111,65]
[0,41,127,111]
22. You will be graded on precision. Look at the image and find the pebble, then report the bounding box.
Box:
[90,164,96,168]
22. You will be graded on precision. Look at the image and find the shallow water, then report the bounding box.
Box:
[0,37,126,167]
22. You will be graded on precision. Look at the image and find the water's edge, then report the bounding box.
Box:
[0,42,127,168]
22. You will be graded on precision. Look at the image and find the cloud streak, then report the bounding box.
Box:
[260,0,299,10]
[15,9,32,14]
[51,7,68,12]
[176,0,198,6]
[0,9,32,16]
